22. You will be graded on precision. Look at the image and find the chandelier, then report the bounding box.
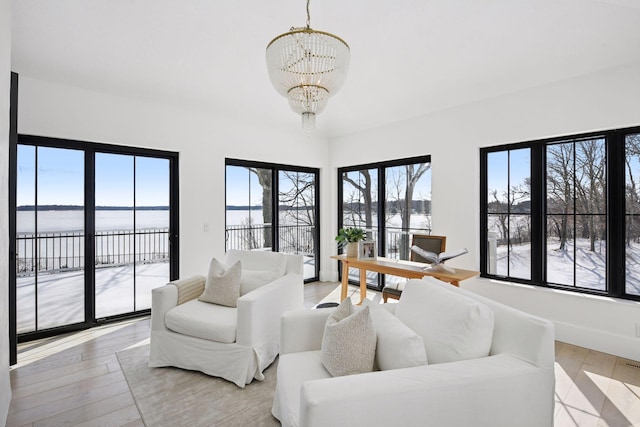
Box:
[265,0,350,135]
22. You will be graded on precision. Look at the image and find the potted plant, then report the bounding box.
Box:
[335,227,366,257]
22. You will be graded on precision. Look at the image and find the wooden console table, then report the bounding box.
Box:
[331,255,479,304]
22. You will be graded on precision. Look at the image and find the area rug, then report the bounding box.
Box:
[116,344,279,426]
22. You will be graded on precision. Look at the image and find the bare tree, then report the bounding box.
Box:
[248,168,272,249]
[574,139,606,252]
[489,189,509,244]
[386,164,430,260]
[279,171,316,254]
[547,143,574,251]
[342,170,375,238]
[279,171,315,225]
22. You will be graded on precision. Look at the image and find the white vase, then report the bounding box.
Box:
[346,242,359,258]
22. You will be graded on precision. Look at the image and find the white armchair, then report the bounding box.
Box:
[272,278,555,427]
[149,250,303,387]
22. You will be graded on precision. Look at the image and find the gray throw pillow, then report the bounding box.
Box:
[198,258,241,307]
[321,299,376,377]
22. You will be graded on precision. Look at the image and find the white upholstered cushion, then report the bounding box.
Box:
[199,258,241,307]
[225,249,287,276]
[165,299,237,343]
[369,305,428,370]
[395,278,494,364]
[321,299,376,377]
[225,250,287,295]
[239,269,280,295]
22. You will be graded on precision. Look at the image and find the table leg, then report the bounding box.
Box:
[340,262,349,301]
[359,268,367,305]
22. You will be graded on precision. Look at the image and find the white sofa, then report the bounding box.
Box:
[149,249,303,387]
[272,278,556,427]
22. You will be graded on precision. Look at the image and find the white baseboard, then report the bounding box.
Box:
[554,320,640,362]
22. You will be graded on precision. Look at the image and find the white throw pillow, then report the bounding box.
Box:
[198,258,241,307]
[395,278,494,364]
[369,306,428,370]
[321,299,376,377]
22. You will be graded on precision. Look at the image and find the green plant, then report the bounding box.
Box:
[335,227,366,248]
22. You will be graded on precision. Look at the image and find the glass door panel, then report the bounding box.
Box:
[17,146,86,331]
[278,170,318,280]
[134,156,171,310]
[341,168,378,287]
[225,166,273,251]
[384,163,431,288]
[95,153,135,318]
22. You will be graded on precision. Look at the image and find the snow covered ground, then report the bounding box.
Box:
[494,238,640,295]
[16,262,169,333]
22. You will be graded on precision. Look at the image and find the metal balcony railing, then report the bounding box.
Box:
[16,228,170,276]
[225,223,317,256]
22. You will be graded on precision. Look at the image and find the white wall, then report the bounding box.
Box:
[0,0,13,422]
[329,62,640,361]
[17,76,334,279]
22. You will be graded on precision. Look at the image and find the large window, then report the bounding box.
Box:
[11,135,179,344]
[225,159,319,282]
[338,156,432,289]
[481,126,640,301]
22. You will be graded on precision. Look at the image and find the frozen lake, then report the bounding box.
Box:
[17,209,169,233]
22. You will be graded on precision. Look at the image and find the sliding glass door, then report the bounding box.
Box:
[94,154,170,318]
[15,146,86,333]
[12,135,178,342]
[225,159,320,281]
[338,156,432,290]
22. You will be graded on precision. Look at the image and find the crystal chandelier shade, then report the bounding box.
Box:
[265,2,349,134]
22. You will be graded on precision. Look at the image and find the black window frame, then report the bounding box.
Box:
[480,126,640,302]
[9,133,180,358]
[224,158,320,283]
[337,154,432,291]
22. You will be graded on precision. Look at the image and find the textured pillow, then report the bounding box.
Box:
[321,299,377,377]
[198,258,241,307]
[369,306,428,370]
[395,278,494,364]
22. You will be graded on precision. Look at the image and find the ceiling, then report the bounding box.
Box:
[10,0,640,138]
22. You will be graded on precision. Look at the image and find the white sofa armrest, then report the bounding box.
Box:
[151,283,177,333]
[236,272,303,348]
[280,308,334,355]
[300,354,554,427]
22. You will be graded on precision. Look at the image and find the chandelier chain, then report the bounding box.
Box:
[306,0,311,28]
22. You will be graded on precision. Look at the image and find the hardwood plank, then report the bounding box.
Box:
[11,365,112,400]
[7,379,130,426]
[72,405,142,427]
[31,392,135,427]
[10,353,118,388]
[9,371,126,414]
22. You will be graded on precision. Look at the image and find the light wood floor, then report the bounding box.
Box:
[7,282,640,426]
